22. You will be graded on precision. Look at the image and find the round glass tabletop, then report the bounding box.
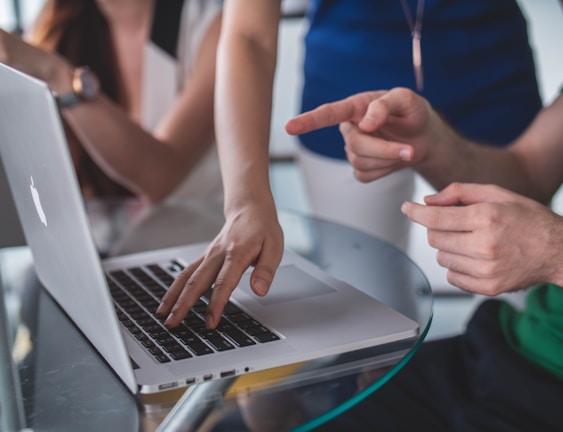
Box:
[0,199,432,431]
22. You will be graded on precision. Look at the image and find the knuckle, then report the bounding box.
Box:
[205,241,226,258]
[477,260,495,278]
[323,103,340,125]
[354,170,372,183]
[478,204,502,229]
[435,250,447,267]
[223,245,250,267]
[426,230,439,248]
[355,157,372,171]
[445,272,465,291]
[443,182,464,197]
[479,280,502,296]
[478,239,500,261]
[346,151,359,167]
[170,300,188,316]
[426,211,442,228]
[211,275,229,293]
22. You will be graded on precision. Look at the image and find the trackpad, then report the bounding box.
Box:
[239,265,336,305]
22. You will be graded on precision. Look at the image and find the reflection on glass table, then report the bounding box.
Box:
[0,199,432,432]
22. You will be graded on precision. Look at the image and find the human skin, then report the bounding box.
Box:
[402,182,563,294]
[286,88,563,293]
[157,0,285,329]
[0,0,220,202]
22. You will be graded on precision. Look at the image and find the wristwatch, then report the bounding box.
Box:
[57,66,100,108]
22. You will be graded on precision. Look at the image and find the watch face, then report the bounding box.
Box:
[73,67,99,100]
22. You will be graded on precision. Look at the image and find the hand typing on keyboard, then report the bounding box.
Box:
[155,202,284,329]
[109,262,280,365]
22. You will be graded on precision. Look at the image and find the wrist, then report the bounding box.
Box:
[44,56,74,96]
[55,66,100,109]
[547,213,563,287]
[222,170,274,213]
[417,110,469,190]
[223,187,276,217]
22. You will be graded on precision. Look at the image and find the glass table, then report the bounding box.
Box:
[0,199,432,432]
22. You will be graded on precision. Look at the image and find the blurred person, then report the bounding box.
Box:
[0,0,222,204]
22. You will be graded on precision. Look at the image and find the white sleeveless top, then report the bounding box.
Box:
[142,0,223,204]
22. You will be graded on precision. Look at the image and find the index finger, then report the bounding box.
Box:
[206,238,282,328]
[161,255,223,328]
[285,91,386,135]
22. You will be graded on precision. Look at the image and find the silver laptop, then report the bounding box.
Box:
[0,63,419,395]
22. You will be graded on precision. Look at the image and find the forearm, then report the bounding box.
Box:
[0,31,208,202]
[0,29,76,99]
[64,96,212,202]
[215,15,279,215]
[417,111,547,201]
[419,95,563,204]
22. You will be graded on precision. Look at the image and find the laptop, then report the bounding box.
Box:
[0,63,419,395]
[0,157,25,248]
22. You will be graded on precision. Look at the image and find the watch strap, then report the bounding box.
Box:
[56,91,82,109]
[56,66,99,109]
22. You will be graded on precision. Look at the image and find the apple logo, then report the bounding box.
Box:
[30,176,48,227]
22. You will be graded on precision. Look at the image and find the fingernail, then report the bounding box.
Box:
[254,279,268,296]
[399,148,412,161]
[164,313,174,327]
[205,313,215,329]
[156,303,165,314]
[401,202,409,214]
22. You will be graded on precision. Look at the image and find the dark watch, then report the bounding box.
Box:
[57,66,100,109]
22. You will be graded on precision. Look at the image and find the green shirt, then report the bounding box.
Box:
[500,283,563,380]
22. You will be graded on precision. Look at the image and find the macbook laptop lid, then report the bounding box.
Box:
[0,63,419,395]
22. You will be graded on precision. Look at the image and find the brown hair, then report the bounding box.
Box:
[29,0,132,197]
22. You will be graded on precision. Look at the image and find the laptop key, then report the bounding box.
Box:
[227,312,253,323]
[217,321,256,347]
[183,311,205,327]
[169,350,192,361]
[148,347,163,356]
[183,341,213,356]
[155,354,171,364]
[253,331,281,343]
[205,337,235,352]
[162,341,188,354]
[198,329,235,352]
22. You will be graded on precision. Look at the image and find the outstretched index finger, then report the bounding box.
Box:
[285,91,387,135]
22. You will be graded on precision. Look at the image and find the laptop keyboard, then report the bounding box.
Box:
[106,261,280,364]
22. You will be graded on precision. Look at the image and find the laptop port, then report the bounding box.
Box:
[203,374,213,381]
[220,369,236,378]
[185,378,196,385]
[158,382,178,391]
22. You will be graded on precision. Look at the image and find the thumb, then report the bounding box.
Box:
[425,183,511,206]
[249,242,282,297]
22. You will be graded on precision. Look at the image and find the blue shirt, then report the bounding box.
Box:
[299,0,542,159]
